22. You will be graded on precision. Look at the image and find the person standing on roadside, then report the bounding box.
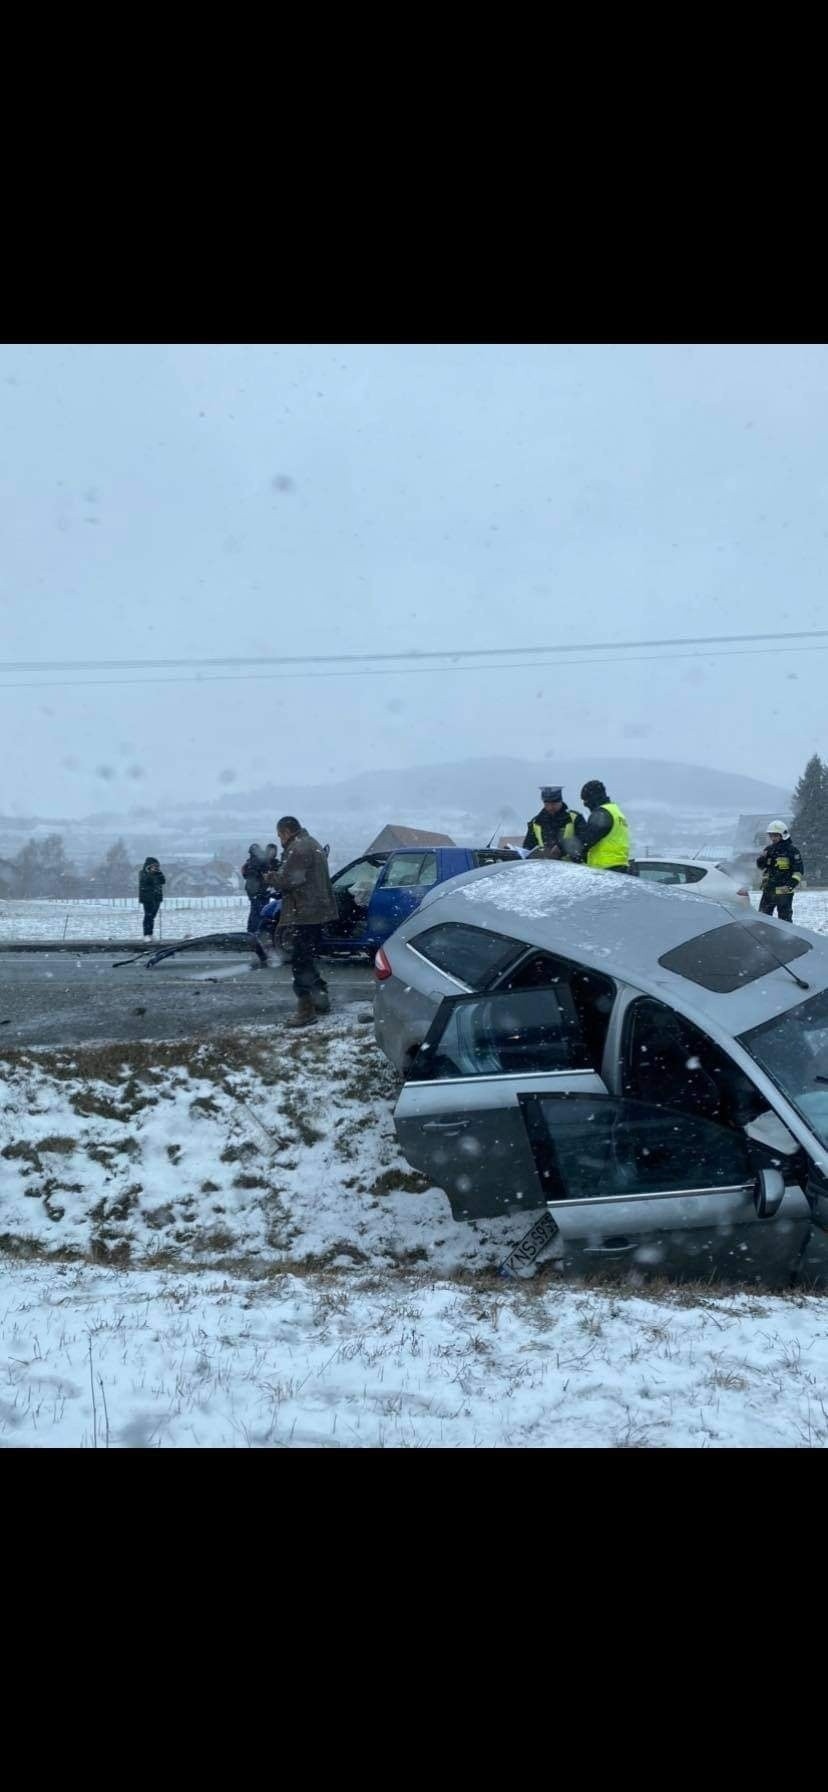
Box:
[561,781,633,872]
[757,822,804,922]
[241,843,268,934]
[138,856,165,939]
[274,816,338,1026]
[522,786,584,857]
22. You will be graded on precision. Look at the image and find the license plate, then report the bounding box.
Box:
[499,1209,559,1277]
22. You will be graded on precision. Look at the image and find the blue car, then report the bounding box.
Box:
[261,845,519,960]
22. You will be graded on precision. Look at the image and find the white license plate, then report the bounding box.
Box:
[499,1209,559,1277]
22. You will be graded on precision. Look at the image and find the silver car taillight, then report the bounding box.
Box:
[373,946,393,981]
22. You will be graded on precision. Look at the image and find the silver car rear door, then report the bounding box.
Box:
[393,985,608,1222]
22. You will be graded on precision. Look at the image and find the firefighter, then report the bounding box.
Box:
[562,780,632,872]
[757,822,804,922]
[522,786,584,857]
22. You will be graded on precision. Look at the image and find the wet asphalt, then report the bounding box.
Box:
[0,948,374,1047]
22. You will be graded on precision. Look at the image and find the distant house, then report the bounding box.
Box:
[365,824,456,853]
[166,865,239,896]
[735,813,793,850]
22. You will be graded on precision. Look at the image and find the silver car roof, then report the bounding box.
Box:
[402,860,828,1037]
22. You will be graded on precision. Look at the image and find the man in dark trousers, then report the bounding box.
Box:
[274,816,338,1026]
[757,822,804,922]
[138,856,165,939]
[522,787,584,856]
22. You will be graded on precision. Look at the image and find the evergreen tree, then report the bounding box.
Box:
[792,753,828,882]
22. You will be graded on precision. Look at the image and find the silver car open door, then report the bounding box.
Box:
[393,986,608,1222]
[523,1090,808,1276]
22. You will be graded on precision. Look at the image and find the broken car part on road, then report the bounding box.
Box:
[112,931,268,970]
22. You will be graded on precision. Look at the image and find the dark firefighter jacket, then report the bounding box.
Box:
[756,837,804,897]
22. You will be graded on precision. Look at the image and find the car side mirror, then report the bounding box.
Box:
[754,1166,786,1219]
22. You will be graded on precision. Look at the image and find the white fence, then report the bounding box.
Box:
[0,894,248,944]
[21,895,243,911]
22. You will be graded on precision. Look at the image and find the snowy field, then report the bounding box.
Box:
[748,891,828,928]
[2,1255,828,1448]
[0,896,248,943]
[3,890,828,944]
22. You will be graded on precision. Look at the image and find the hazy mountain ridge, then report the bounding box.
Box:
[0,758,791,871]
[189,756,791,818]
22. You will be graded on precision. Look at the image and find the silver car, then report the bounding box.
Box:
[373,859,828,1279]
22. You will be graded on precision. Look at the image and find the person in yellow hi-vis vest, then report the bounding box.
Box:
[522,786,584,857]
[561,780,633,872]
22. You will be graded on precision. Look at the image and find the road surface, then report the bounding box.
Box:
[0,948,374,1046]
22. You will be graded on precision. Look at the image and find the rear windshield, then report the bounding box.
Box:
[410,922,523,988]
[658,920,811,993]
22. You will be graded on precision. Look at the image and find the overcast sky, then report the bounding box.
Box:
[1,341,826,816]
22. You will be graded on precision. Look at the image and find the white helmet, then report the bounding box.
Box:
[767,820,787,836]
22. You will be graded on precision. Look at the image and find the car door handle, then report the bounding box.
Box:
[421,1119,471,1134]
[583,1240,637,1256]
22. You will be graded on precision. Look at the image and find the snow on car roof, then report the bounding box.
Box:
[456,859,715,930]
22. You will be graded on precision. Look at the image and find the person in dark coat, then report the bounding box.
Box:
[138,857,165,939]
[522,787,584,856]
[561,781,632,872]
[274,816,338,1026]
[241,843,268,933]
[757,823,804,922]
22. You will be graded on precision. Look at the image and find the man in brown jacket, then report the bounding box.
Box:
[271,816,338,1026]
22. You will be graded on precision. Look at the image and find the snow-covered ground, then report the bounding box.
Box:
[1,1256,827,1447]
[0,1016,550,1276]
[4,888,828,946]
[4,889,828,943]
[4,894,828,1446]
[749,891,828,929]
[0,897,248,943]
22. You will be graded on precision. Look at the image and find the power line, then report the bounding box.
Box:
[2,639,827,693]
[2,625,828,677]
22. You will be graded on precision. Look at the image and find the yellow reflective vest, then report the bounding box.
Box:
[586,803,631,869]
[532,813,578,850]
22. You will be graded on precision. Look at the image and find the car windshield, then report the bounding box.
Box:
[740,988,828,1149]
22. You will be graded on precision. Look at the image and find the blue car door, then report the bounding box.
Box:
[368,851,441,943]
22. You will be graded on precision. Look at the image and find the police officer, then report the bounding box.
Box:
[522,786,584,857]
[562,780,632,871]
[757,822,804,922]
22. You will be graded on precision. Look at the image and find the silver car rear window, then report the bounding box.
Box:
[410,922,524,989]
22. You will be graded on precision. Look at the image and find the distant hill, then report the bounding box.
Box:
[0,757,793,870]
[190,756,792,819]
